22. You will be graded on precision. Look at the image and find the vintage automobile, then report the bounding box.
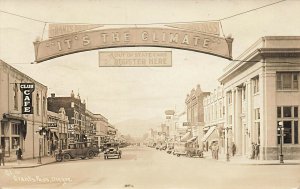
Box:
[103,142,122,159]
[159,143,167,151]
[173,142,187,157]
[186,142,203,158]
[56,142,99,161]
[166,143,174,154]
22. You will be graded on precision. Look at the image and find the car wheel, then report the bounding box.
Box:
[88,151,94,159]
[177,154,180,157]
[63,154,71,161]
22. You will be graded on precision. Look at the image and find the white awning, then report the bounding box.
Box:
[201,126,216,142]
[181,132,192,142]
[187,136,198,143]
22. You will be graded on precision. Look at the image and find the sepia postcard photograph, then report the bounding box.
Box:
[0,0,300,188]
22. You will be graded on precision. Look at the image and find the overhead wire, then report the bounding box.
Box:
[0,0,288,25]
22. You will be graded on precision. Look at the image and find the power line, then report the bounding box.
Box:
[0,9,47,24]
[220,0,287,21]
[0,0,288,26]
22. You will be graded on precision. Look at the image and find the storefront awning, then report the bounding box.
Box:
[187,136,198,143]
[201,126,216,142]
[181,131,192,142]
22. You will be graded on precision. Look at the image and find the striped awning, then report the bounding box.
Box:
[181,131,192,142]
[201,126,216,142]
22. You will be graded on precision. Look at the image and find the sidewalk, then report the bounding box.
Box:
[0,156,57,169]
[203,152,300,165]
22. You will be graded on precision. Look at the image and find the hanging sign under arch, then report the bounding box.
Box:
[33,24,233,63]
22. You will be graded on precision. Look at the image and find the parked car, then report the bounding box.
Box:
[166,143,174,154]
[103,142,122,159]
[57,142,99,161]
[173,142,187,157]
[159,143,167,150]
[186,142,203,158]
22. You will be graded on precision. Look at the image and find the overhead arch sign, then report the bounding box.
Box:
[33,24,233,63]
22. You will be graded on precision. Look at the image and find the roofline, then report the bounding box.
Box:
[0,59,47,89]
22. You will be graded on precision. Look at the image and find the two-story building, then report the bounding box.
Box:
[219,36,300,160]
[0,59,48,160]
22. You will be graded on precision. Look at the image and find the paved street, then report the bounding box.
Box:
[0,146,300,189]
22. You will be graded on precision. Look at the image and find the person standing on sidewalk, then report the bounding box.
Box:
[232,142,236,157]
[214,143,219,160]
[0,145,5,166]
[16,146,22,164]
[254,143,260,160]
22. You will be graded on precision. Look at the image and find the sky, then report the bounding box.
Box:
[1,0,300,136]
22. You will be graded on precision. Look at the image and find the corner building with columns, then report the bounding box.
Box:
[218,36,300,160]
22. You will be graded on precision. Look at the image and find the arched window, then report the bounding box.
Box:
[36,93,40,115]
[13,83,18,110]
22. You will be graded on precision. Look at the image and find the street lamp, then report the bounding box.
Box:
[278,121,284,164]
[223,126,232,162]
[38,127,46,164]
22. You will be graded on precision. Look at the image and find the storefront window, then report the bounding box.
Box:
[283,121,292,144]
[277,107,281,118]
[295,121,298,144]
[12,137,20,149]
[283,107,292,117]
[277,107,299,145]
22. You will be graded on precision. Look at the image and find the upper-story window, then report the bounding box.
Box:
[253,76,259,94]
[36,93,40,115]
[43,96,46,116]
[13,83,18,110]
[277,72,299,90]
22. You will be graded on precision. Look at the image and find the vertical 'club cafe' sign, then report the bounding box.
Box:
[20,83,35,114]
[33,21,233,63]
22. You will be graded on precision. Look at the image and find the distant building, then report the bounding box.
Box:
[203,86,225,152]
[47,108,69,150]
[0,59,48,160]
[93,113,109,146]
[184,85,210,145]
[47,92,86,143]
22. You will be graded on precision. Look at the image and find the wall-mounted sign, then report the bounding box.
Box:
[34,26,233,63]
[99,51,172,67]
[183,122,191,126]
[20,83,35,114]
[48,122,57,128]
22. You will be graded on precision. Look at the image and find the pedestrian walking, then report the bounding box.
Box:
[0,145,5,166]
[214,143,219,160]
[250,142,255,159]
[16,146,22,164]
[232,142,236,157]
[255,143,260,160]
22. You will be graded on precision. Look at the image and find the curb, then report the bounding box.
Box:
[0,160,57,169]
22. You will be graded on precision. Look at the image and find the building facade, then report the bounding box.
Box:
[47,92,87,143]
[0,60,48,160]
[203,86,225,152]
[47,108,69,150]
[185,84,210,145]
[218,36,300,160]
[93,113,109,146]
